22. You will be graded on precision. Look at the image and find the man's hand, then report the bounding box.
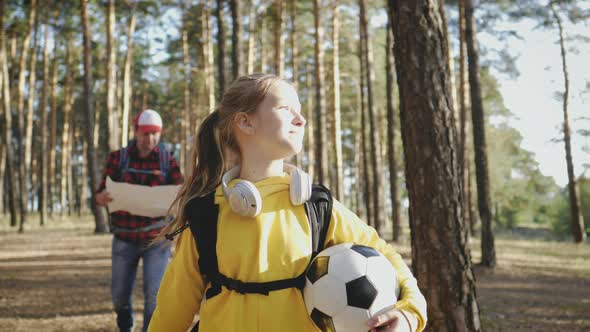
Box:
[367,308,413,332]
[96,190,113,206]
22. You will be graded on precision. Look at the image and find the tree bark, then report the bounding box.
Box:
[80,0,109,233]
[246,1,256,74]
[121,10,136,145]
[312,0,328,185]
[360,0,384,234]
[25,5,40,212]
[0,0,18,227]
[385,12,401,242]
[305,66,315,181]
[465,0,496,267]
[48,11,59,216]
[230,0,242,79]
[331,0,343,201]
[359,34,372,227]
[15,0,36,231]
[60,40,73,217]
[106,0,119,151]
[273,0,285,77]
[182,19,191,174]
[389,1,482,330]
[551,4,585,243]
[216,0,226,99]
[203,0,216,111]
[289,0,301,168]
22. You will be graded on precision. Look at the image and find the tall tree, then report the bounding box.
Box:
[385,13,401,242]
[48,24,58,215]
[273,0,285,77]
[246,1,256,74]
[15,0,36,231]
[0,0,17,227]
[230,0,242,79]
[465,0,496,267]
[181,5,191,174]
[359,34,372,227]
[80,0,109,233]
[305,66,315,181]
[60,39,74,217]
[360,0,384,234]
[39,0,51,225]
[216,0,226,98]
[312,0,328,185]
[203,0,215,111]
[389,1,481,330]
[106,0,119,151]
[331,0,343,201]
[25,3,40,211]
[550,3,585,243]
[120,6,137,145]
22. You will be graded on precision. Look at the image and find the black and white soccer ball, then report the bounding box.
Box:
[303,243,400,332]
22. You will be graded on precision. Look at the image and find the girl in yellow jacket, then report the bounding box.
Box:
[148,74,427,332]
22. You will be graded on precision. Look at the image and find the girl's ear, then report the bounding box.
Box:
[235,112,255,135]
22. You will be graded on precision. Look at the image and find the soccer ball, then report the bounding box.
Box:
[303,243,400,332]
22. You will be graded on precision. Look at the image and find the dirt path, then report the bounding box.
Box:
[0,221,588,331]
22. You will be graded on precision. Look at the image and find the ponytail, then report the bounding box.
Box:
[157,109,227,243]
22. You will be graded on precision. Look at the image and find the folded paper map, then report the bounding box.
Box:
[106,176,181,218]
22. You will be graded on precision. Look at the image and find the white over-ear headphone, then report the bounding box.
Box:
[221,164,312,217]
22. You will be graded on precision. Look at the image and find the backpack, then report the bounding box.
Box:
[181,184,333,299]
[118,139,171,182]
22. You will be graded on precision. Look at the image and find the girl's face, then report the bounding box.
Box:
[248,81,306,160]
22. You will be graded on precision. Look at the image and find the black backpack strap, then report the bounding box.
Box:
[157,142,171,182]
[186,192,222,299]
[118,141,134,181]
[304,184,333,257]
[186,184,333,299]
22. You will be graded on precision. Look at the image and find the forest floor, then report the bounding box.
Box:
[0,215,589,332]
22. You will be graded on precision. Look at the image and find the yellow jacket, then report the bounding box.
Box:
[148,174,427,332]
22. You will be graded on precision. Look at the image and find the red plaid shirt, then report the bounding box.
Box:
[97,143,183,244]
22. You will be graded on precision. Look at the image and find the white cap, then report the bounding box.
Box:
[135,109,162,132]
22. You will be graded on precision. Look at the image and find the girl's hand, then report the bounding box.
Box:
[367,308,412,332]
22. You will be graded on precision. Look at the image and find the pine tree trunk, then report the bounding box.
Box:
[48,25,58,216]
[67,123,74,216]
[60,41,73,217]
[0,143,5,214]
[359,37,372,227]
[246,2,256,74]
[203,0,216,112]
[230,0,242,79]
[385,13,401,242]
[458,0,472,234]
[25,7,39,211]
[16,0,36,232]
[551,4,585,243]
[331,0,343,201]
[389,1,482,330]
[464,0,496,267]
[312,0,328,185]
[0,0,18,227]
[38,0,50,225]
[305,66,315,181]
[80,0,109,233]
[120,11,136,145]
[106,0,119,152]
[273,0,285,77]
[360,0,383,233]
[182,23,191,174]
[216,0,226,99]
[259,8,267,73]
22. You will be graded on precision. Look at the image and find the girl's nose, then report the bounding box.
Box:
[293,111,306,127]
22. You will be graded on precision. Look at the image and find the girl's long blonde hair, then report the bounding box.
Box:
[157,73,285,243]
